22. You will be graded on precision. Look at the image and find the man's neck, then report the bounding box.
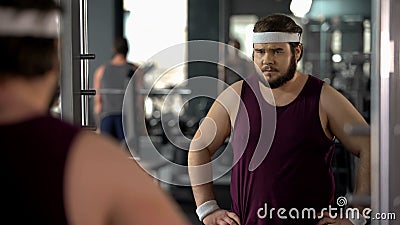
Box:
[272,72,305,93]
[0,78,51,125]
[111,54,127,65]
[259,72,308,106]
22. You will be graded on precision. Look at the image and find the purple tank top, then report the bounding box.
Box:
[0,115,80,225]
[230,75,335,225]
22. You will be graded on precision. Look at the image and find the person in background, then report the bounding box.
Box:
[93,37,145,142]
[0,1,191,225]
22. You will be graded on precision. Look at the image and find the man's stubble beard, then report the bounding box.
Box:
[268,54,297,89]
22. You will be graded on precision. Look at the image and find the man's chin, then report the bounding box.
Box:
[263,71,276,76]
[265,77,279,85]
[268,83,279,89]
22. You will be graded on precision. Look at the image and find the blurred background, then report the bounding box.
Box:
[57,0,399,224]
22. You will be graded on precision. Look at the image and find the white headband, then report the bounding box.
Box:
[0,7,60,38]
[253,32,301,43]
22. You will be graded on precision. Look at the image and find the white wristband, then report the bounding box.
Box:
[196,200,220,222]
[348,213,367,225]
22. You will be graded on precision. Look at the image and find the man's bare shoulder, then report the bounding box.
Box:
[65,131,150,192]
[95,64,106,73]
[229,80,244,94]
[65,131,191,225]
[65,131,155,213]
[218,80,243,102]
[320,82,350,110]
[68,131,136,172]
[214,80,244,126]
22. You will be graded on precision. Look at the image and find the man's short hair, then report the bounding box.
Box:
[253,14,303,34]
[113,37,129,56]
[0,0,61,80]
[253,14,303,61]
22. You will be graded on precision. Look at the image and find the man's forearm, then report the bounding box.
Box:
[192,183,216,207]
[188,149,216,206]
[354,145,371,210]
[355,150,371,195]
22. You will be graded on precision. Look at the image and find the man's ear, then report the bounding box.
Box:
[295,44,303,62]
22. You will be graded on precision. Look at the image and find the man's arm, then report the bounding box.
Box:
[321,83,371,201]
[188,82,242,224]
[93,65,105,117]
[65,132,191,225]
[132,65,146,135]
[188,104,231,205]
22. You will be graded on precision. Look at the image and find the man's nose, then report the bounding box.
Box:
[262,52,274,65]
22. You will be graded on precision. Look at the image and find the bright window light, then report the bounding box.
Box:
[290,0,313,18]
[124,0,188,87]
[124,0,187,65]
